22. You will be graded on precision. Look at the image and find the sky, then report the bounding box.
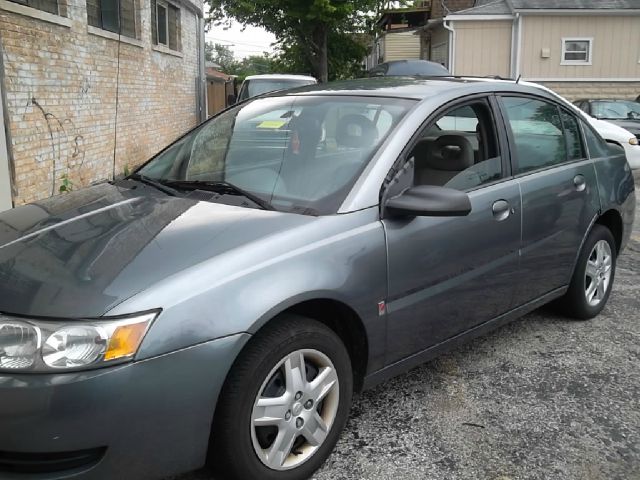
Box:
[205,22,277,59]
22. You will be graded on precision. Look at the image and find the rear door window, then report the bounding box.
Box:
[501,96,585,174]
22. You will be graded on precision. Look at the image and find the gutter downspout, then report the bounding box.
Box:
[443,19,455,75]
[514,13,522,79]
[0,30,15,210]
[196,9,206,123]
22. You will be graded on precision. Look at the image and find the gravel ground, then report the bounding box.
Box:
[175,172,640,480]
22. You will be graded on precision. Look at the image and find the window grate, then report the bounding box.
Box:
[86,0,138,39]
[7,0,58,15]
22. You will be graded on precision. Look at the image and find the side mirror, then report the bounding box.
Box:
[227,94,237,106]
[385,185,472,218]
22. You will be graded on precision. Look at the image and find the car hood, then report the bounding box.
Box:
[0,183,315,318]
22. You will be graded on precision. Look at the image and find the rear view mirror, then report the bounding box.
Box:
[385,185,472,218]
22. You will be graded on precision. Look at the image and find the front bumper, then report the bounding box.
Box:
[0,333,250,480]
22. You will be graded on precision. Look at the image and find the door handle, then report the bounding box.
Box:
[492,200,511,222]
[573,174,586,192]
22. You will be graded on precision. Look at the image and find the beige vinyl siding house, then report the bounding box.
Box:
[427,0,640,100]
[454,20,512,77]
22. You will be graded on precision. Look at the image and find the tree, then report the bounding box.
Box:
[207,0,382,82]
[234,54,278,82]
[273,30,368,81]
[205,42,238,73]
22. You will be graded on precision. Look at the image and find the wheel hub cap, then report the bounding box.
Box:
[251,349,340,471]
[584,240,613,307]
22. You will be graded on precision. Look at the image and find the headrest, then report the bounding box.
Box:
[336,115,378,148]
[425,134,474,171]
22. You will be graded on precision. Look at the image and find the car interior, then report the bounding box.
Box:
[409,102,502,191]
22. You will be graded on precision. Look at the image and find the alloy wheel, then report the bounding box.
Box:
[584,239,613,307]
[250,349,340,471]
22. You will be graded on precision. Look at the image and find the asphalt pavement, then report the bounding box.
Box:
[175,171,640,480]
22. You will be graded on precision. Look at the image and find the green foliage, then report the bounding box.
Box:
[229,54,278,83]
[206,0,386,82]
[59,173,74,193]
[273,31,368,81]
[205,42,240,72]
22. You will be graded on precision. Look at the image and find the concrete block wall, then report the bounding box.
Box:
[0,0,202,205]
[540,82,640,102]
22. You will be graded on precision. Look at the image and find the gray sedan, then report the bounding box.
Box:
[0,78,635,480]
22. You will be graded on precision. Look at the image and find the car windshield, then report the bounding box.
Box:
[137,95,415,215]
[591,100,640,120]
[243,79,316,100]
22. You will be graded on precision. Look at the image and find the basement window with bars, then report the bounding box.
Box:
[86,0,138,39]
[151,0,181,51]
[8,0,60,15]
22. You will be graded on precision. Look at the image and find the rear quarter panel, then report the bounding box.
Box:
[593,154,636,251]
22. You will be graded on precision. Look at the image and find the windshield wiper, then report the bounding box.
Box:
[129,173,179,197]
[163,180,275,211]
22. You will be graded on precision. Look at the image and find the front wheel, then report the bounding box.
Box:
[557,225,617,320]
[210,315,353,480]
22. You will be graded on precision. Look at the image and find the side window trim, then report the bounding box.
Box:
[495,93,590,178]
[380,93,508,204]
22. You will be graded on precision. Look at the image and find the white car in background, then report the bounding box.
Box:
[236,74,317,103]
[522,81,640,170]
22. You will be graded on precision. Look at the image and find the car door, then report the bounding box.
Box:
[383,96,522,364]
[497,95,601,305]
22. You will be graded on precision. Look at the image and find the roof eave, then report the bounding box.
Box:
[445,14,515,21]
[513,8,640,15]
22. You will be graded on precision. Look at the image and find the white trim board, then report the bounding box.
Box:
[445,14,514,21]
[524,78,640,82]
[515,9,640,15]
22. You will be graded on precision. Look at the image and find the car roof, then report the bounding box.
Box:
[277,76,555,101]
[244,74,317,82]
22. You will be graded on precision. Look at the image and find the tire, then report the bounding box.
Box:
[557,224,617,320]
[209,314,353,480]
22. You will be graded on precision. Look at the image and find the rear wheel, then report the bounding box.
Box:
[557,225,617,320]
[210,315,353,480]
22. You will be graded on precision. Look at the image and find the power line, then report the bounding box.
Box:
[205,36,273,49]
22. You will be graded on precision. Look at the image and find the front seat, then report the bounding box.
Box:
[414,134,474,187]
[335,115,378,149]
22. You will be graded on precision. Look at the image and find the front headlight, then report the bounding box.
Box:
[630,137,639,146]
[0,311,158,373]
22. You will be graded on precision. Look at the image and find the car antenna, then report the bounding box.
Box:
[516,75,522,84]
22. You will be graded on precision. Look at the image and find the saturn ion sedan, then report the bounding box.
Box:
[0,78,635,480]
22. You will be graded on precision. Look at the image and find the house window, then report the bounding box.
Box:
[561,38,592,65]
[151,0,180,51]
[7,0,59,15]
[86,0,138,38]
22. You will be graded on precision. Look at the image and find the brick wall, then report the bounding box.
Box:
[0,0,202,205]
[539,82,640,102]
[430,0,475,20]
